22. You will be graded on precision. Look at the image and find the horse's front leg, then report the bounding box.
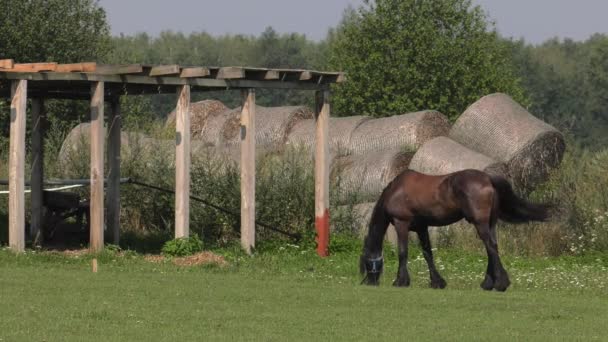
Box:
[393,219,411,287]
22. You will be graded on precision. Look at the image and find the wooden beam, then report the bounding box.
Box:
[95,64,143,75]
[240,88,256,254]
[175,85,191,239]
[149,65,180,77]
[90,82,105,252]
[180,67,210,78]
[0,59,14,69]
[8,80,27,252]
[9,63,57,72]
[0,72,331,91]
[30,98,44,246]
[107,98,121,245]
[55,62,97,73]
[217,67,245,79]
[314,90,330,257]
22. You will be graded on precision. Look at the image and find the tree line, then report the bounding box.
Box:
[1,0,607,149]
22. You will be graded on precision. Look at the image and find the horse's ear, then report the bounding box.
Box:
[359,254,366,275]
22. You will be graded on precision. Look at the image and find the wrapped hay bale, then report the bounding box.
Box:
[222,105,314,150]
[409,137,509,177]
[165,100,228,139]
[449,93,565,190]
[58,123,240,178]
[286,115,371,155]
[199,107,240,147]
[333,148,414,204]
[349,111,450,154]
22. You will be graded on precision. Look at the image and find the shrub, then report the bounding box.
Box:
[161,234,203,257]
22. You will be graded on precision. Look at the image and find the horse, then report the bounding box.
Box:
[359,169,551,292]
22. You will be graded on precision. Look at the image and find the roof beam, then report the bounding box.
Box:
[0,59,14,69]
[148,64,180,77]
[180,67,211,78]
[56,63,97,73]
[95,64,143,75]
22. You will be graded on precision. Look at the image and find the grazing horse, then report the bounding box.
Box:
[360,169,550,292]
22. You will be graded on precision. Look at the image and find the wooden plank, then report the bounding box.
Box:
[180,67,210,78]
[175,85,191,239]
[90,82,105,252]
[245,68,280,80]
[217,67,245,79]
[55,62,97,73]
[9,63,57,72]
[95,64,143,75]
[149,64,180,77]
[314,90,330,257]
[30,98,44,246]
[0,59,14,69]
[0,71,333,91]
[240,88,256,254]
[8,80,27,252]
[107,98,121,245]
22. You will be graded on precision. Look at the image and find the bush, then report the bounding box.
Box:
[161,234,203,257]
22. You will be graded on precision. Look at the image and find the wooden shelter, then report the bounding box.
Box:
[0,59,344,256]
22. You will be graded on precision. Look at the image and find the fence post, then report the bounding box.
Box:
[90,82,105,252]
[30,98,44,246]
[107,97,121,245]
[175,85,191,238]
[8,80,27,252]
[240,88,256,254]
[314,90,330,257]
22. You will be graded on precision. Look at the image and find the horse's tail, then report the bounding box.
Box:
[490,175,551,223]
[360,189,391,274]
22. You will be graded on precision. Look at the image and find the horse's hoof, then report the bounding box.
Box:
[480,275,494,291]
[493,276,511,292]
[393,279,410,287]
[431,278,447,289]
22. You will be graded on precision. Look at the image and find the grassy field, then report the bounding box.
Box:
[1,244,607,341]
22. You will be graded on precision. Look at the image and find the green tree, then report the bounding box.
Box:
[328,0,526,119]
[0,0,110,62]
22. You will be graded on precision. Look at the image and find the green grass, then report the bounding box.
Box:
[1,243,607,341]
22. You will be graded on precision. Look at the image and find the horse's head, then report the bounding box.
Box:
[359,253,384,286]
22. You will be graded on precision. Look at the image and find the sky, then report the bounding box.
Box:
[99,0,608,44]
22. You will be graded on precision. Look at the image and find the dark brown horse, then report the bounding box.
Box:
[360,169,551,292]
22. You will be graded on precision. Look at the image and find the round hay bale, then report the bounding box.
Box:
[286,116,371,155]
[409,137,509,177]
[58,123,239,177]
[165,100,228,138]
[199,107,240,147]
[449,93,565,190]
[349,111,450,154]
[333,148,414,204]
[222,105,314,150]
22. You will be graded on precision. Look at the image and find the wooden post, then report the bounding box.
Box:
[30,98,44,246]
[90,82,104,252]
[107,98,121,245]
[240,89,255,254]
[314,90,330,257]
[175,85,191,238]
[8,80,27,252]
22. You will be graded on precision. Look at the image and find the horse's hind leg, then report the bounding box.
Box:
[475,222,510,292]
[416,226,446,289]
[393,219,411,287]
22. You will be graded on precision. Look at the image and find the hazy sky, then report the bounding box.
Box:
[99,0,608,44]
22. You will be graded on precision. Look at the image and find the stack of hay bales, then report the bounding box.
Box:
[165,100,228,141]
[286,116,371,156]
[449,93,565,191]
[408,137,509,177]
[349,110,450,154]
[222,105,314,151]
[332,148,414,204]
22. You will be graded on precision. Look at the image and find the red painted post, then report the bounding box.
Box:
[314,90,330,257]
